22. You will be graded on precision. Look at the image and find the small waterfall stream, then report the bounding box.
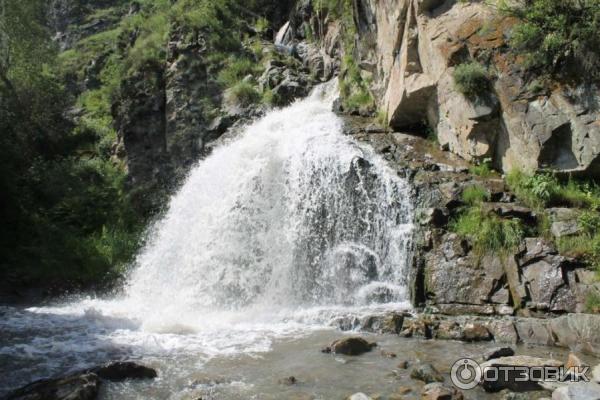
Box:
[0,82,414,398]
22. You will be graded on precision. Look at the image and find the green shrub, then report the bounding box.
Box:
[503,0,600,80]
[586,292,600,314]
[229,81,260,105]
[579,211,600,235]
[462,185,490,205]
[344,89,374,110]
[554,180,600,210]
[469,158,494,177]
[254,17,270,34]
[218,58,262,87]
[451,207,524,254]
[261,88,279,106]
[453,62,489,97]
[506,169,557,210]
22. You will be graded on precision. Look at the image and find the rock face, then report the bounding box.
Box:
[334,310,600,357]
[348,127,597,317]
[350,0,600,176]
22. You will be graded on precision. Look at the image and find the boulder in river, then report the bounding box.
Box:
[483,346,515,361]
[480,356,563,392]
[410,362,444,384]
[3,361,157,400]
[421,382,464,400]
[89,361,157,381]
[321,337,377,356]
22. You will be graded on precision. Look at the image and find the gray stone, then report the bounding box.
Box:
[3,373,100,400]
[410,363,444,384]
[421,382,463,400]
[552,382,600,400]
[547,208,582,238]
[521,257,568,310]
[346,393,371,400]
[549,314,600,356]
[89,361,157,381]
[488,319,519,344]
[480,356,562,392]
[322,337,377,356]
[483,346,515,361]
[514,318,555,346]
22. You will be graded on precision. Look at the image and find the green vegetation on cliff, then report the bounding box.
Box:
[506,169,600,311]
[451,186,524,255]
[0,0,141,287]
[504,0,600,80]
[0,0,291,290]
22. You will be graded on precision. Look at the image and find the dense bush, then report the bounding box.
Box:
[453,62,489,97]
[503,0,600,80]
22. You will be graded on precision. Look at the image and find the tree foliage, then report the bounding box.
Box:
[504,0,600,80]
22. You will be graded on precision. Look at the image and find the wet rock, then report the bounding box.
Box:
[421,382,463,400]
[380,350,397,358]
[565,353,584,370]
[322,337,377,356]
[480,356,563,392]
[552,382,600,400]
[89,361,157,381]
[593,365,600,383]
[487,319,519,344]
[463,323,492,342]
[346,393,371,400]
[483,346,515,361]
[4,361,157,400]
[500,392,536,400]
[514,318,555,347]
[3,373,100,400]
[435,320,463,341]
[410,363,444,384]
[278,376,297,385]
[417,208,448,227]
[548,314,600,356]
[360,313,404,334]
[400,315,435,338]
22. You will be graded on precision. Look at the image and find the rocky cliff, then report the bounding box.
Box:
[279,0,599,177]
[352,0,600,176]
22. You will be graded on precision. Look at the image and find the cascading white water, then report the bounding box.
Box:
[0,82,414,397]
[123,82,414,330]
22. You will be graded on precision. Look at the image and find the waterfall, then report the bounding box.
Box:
[123,82,414,328]
[0,83,414,395]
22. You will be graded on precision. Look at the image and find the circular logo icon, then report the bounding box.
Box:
[450,358,482,390]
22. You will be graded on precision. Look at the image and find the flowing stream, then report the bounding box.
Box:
[0,83,416,398]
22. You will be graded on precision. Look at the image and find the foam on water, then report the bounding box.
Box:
[0,82,414,396]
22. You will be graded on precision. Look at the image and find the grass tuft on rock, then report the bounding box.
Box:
[453,62,489,97]
[451,207,524,255]
[461,185,490,205]
[228,81,261,106]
